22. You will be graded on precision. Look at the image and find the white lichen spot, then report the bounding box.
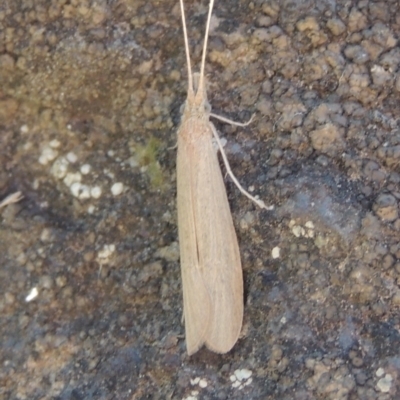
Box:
[376,367,385,377]
[155,242,180,262]
[70,182,90,199]
[190,376,207,389]
[292,225,305,237]
[314,234,329,249]
[104,169,115,179]
[304,220,315,238]
[219,137,227,147]
[111,182,124,196]
[51,157,69,179]
[25,287,39,302]
[272,246,280,259]
[63,172,82,187]
[305,221,314,229]
[80,164,91,175]
[244,378,253,386]
[235,369,252,381]
[290,220,315,238]
[127,156,139,168]
[198,379,207,388]
[20,124,29,133]
[305,230,314,238]
[230,369,253,390]
[190,377,200,386]
[79,185,91,199]
[212,136,224,151]
[39,146,58,165]
[377,374,393,393]
[49,139,61,148]
[40,228,53,242]
[90,186,102,199]
[66,152,78,163]
[97,244,116,261]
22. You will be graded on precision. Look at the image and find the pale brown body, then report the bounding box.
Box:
[175,0,264,355]
[177,91,243,355]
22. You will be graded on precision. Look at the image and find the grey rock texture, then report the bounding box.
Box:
[1,0,400,399]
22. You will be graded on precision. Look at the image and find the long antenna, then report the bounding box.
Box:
[179,0,193,94]
[198,0,215,93]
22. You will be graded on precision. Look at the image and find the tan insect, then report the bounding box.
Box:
[176,0,266,355]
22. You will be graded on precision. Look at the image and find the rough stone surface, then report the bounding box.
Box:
[1,1,400,399]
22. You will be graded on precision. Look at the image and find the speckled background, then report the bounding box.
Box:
[1,0,400,399]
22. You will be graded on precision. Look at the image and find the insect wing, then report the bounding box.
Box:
[177,119,212,355]
[177,119,243,354]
